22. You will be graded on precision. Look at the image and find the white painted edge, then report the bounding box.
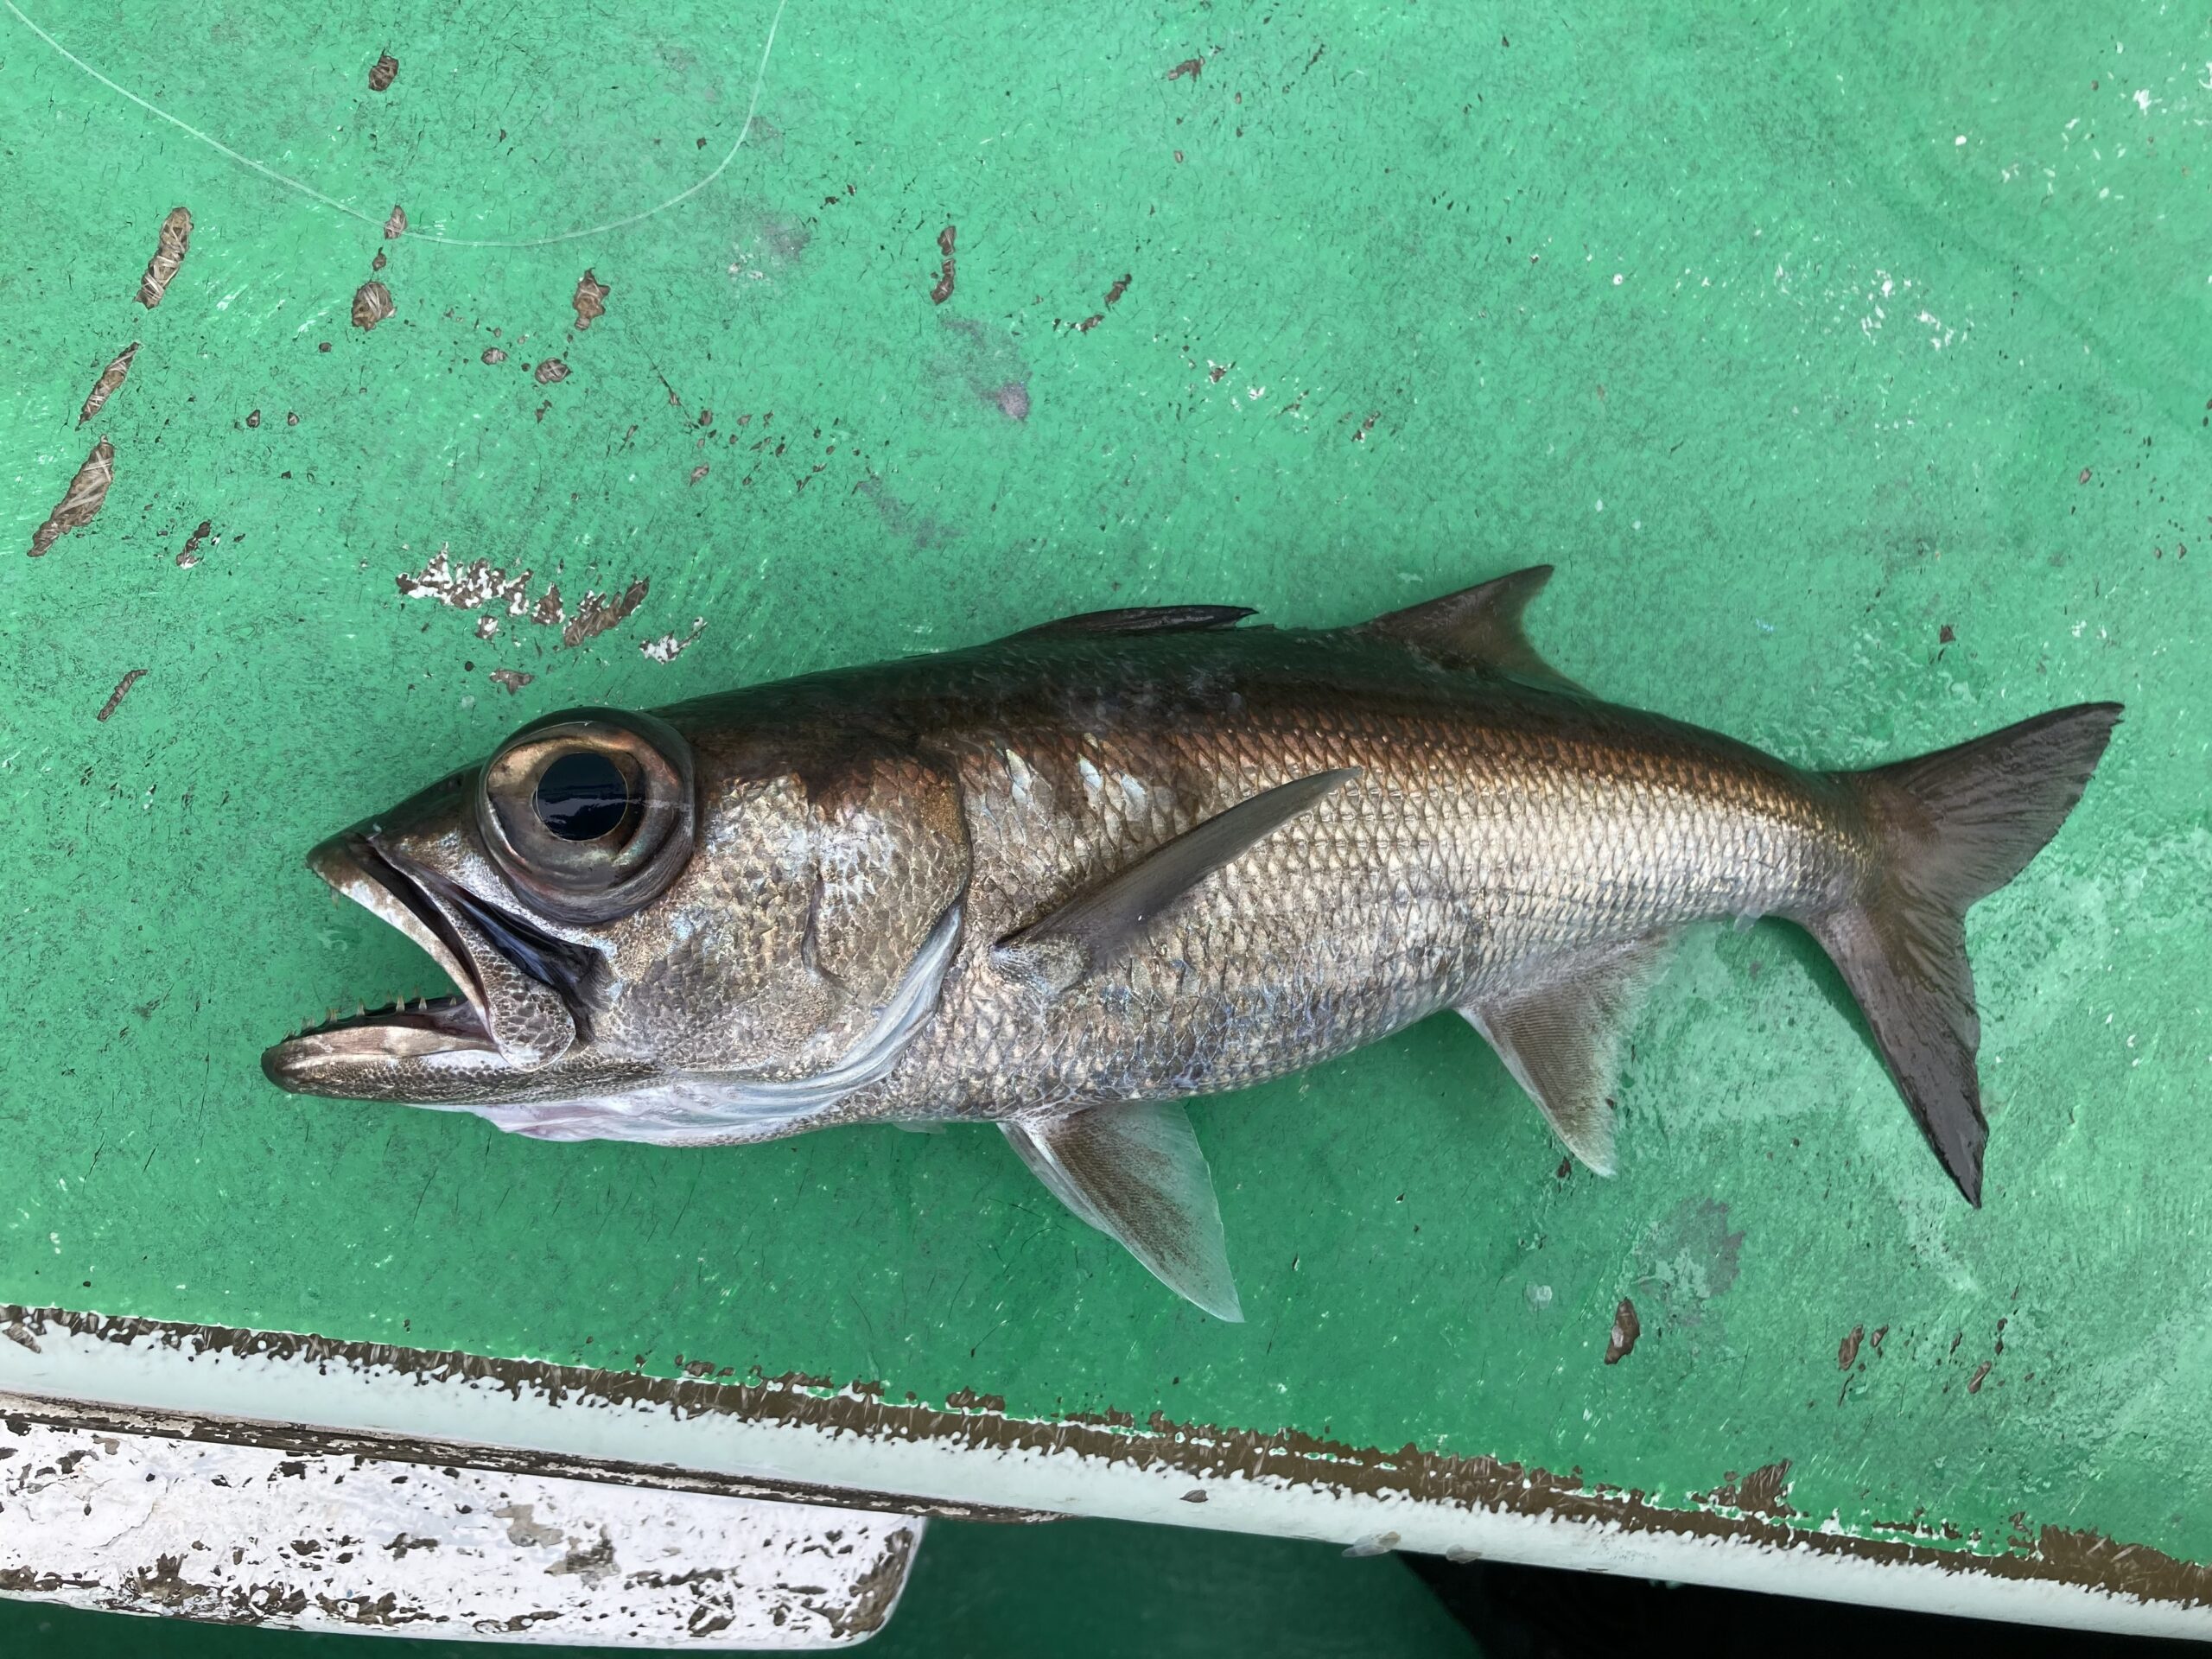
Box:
[3,1314,2206,1641]
[0,1415,918,1648]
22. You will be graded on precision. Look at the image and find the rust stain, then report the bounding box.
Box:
[562,579,649,647]
[482,347,508,365]
[572,270,610,329]
[1839,1324,1864,1370]
[368,52,398,92]
[931,225,957,305]
[28,437,116,556]
[488,669,535,695]
[352,281,396,330]
[1603,1298,1640,1365]
[535,358,570,385]
[135,207,192,308]
[1166,57,1204,80]
[95,668,147,723]
[384,204,407,240]
[78,343,139,427]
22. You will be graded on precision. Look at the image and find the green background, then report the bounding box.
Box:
[3,0,2209,1582]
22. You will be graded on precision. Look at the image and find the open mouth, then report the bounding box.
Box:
[264,835,501,1078]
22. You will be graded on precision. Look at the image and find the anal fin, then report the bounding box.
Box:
[1459,931,1676,1175]
[1002,1102,1243,1321]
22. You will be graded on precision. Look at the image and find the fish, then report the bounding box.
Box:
[262,569,2121,1319]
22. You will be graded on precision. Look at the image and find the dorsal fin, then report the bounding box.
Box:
[1005,605,1255,642]
[993,770,1357,997]
[1356,566,1579,689]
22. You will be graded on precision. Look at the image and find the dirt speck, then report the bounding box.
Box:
[562,579,649,646]
[1603,1298,1641,1365]
[572,269,610,329]
[246,409,262,429]
[29,437,117,556]
[534,358,569,385]
[95,667,146,723]
[372,249,387,271]
[488,669,534,694]
[1352,410,1380,442]
[1166,57,1204,80]
[1839,1324,1864,1370]
[352,281,395,330]
[1938,623,1955,645]
[78,343,139,427]
[2078,467,2092,485]
[384,204,407,239]
[369,53,398,92]
[481,347,508,365]
[931,225,957,305]
[1075,313,1103,334]
[1104,272,1131,307]
[136,207,193,308]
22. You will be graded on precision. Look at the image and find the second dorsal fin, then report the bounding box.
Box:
[1355,565,1579,689]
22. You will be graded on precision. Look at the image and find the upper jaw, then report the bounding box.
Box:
[260,832,575,1097]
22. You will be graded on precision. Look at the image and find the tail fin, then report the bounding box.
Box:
[1808,703,2122,1204]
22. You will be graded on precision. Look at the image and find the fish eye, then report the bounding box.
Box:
[532,750,638,842]
[477,708,696,924]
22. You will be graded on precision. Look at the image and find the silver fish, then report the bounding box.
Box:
[264,569,2121,1319]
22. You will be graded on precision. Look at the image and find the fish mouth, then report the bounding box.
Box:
[261,834,515,1089]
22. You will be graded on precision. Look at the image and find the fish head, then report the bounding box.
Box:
[261,702,969,1137]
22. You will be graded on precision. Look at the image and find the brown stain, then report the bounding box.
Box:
[1699,1460,1796,1521]
[384,204,407,239]
[369,52,398,92]
[28,437,117,556]
[1166,57,1204,80]
[352,282,396,330]
[573,270,611,329]
[1838,1324,1864,1370]
[78,343,139,427]
[136,207,192,308]
[94,668,147,723]
[931,225,957,306]
[535,359,570,385]
[12,1305,2212,1610]
[1603,1298,1640,1365]
[561,580,649,647]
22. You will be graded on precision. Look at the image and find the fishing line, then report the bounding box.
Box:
[3,0,789,250]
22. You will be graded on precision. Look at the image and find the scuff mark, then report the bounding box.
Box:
[572,270,610,330]
[931,225,957,305]
[368,52,398,92]
[855,475,959,550]
[135,207,192,308]
[641,620,706,663]
[28,437,117,556]
[563,580,650,647]
[488,669,535,695]
[352,282,395,330]
[95,669,146,724]
[78,343,139,427]
[1603,1298,1640,1365]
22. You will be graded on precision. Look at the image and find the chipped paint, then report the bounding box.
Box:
[0,1414,914,1644]
[3,1308,2209,1638]
[574,270,611,329]
[27,437,115,556]
[76,342,137,427]
[352,281,395,330]
[134,207,190,307]
[563,579,649,646]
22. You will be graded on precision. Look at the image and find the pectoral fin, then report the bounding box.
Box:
[1002,1103,1243,1321]
[993,769,1357,997]
[1459,931,1676,1175]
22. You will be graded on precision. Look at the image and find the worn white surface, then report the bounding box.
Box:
[0,1415,917,1646]
[5,1311,2210,1640]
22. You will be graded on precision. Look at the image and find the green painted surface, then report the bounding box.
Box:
[0,1517,1480,1656]
[2,0,2208,1571]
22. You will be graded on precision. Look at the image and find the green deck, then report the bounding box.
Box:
[3,0,2208,1588]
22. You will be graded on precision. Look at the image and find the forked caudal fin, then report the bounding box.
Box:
[1808,702,2122,1205]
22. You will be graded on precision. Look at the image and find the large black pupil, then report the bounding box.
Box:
[532,751,634,842]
